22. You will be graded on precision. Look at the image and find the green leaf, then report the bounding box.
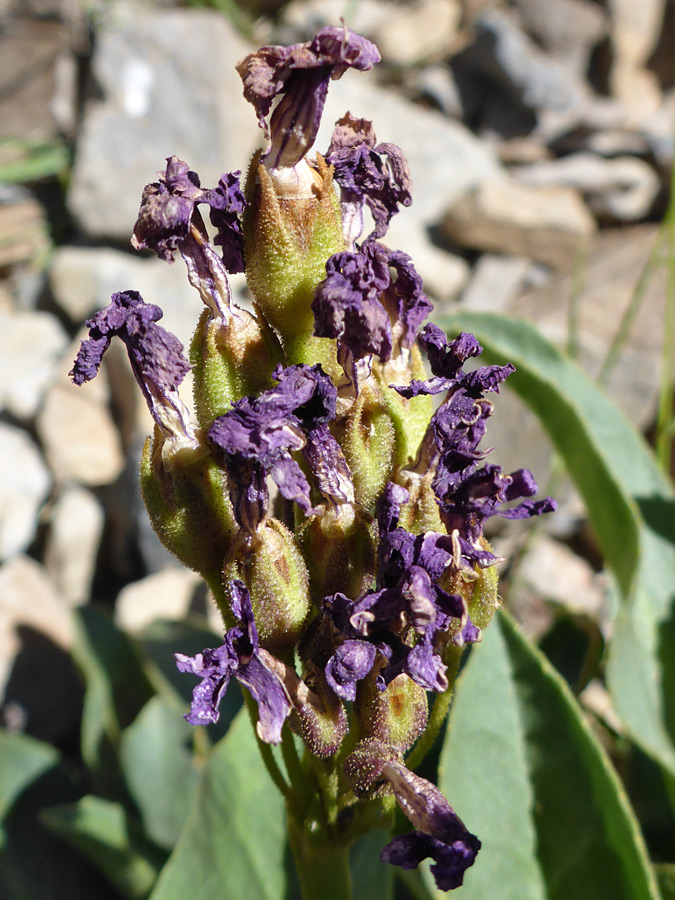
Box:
[438,311,675,775]
[72,606,155,767]
[656,863,675,899]
[42,796,162,899]
[150,709,288,900]
[436,611,660,900]
[351,829,394,900]
[0,731,58,823]
[0,137,69,184]
[120,696,201,850]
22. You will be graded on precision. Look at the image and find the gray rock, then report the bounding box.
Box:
[0,424,51,562]
[372,0,462,67]
[69,5,258,240]
[510,225,668,430]
[460,254,537,312]
[412,64,465,120]
[513,0,607,76]
[114,567,202,633]
[36,336,124,487]
[513,153,660,222]
[44,487,104,606]
[0,311,68,420]
[277,0,393,43]
[441,176,596,269]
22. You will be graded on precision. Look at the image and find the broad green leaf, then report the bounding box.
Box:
[42,796,162,899]
[656,863,675,899]
[0,137,69,183]
[435,611,659,900]
[351,829,394,900]
[120,696,201,850]
[150,709,288,900]
[0,731,58,823]
[439,312,675,775]
[72,607,154,767]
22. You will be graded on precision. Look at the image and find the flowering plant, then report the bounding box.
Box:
[54,24,672,900]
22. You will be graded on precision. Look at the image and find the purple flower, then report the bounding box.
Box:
[132,156,246,274]
[237,26,380,170]
[69,290,194,440]
[326,112,412,243]
[208,364,340,530]
[313,242,431,386]
[175,580,291,743]
[380,761,480,891]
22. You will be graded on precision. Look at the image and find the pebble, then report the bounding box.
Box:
[441,176,596,269]
[373,0,462,67]
[0,423,51,562]
[68,5,258,241]
[459,254,536,312]
[114,567,202,633]
[44,487,104,606]
[0,310,68,420]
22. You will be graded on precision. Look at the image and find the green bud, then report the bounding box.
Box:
[356,672,428,753]
[468,539,501,631]
[343,740,400,799]
[223,517,311,652]
[190,306,283,430]
[300,505,377,603]
[243,154,344,376]
[140,427,236,580]
[339,381,395,509]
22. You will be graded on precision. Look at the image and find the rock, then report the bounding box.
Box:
[516,534,609,627]
[440,176,596,269]
[412,64,465,119]
[459,254,539,312]
[114,567,202,633]
[606,0,665,116]
[373,0,462,67]
[0,19,75,138]
[513,0,607,77]
[44,487,104,606]
[36,335,124,487]
[451,8,589,137]
[277,0,394,43]
[513,153,660,222]
[642,90,675,173]
[0,188,50,269]
[0,310,69,420]
[0,555,81,744]
[69,5,258,241]
[0,423,51,562]
[510,225,668,430]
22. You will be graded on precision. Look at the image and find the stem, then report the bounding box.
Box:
[406,646,462,771]
[657,158,675,472]
[287,816,353,900]
[241,691,290,797]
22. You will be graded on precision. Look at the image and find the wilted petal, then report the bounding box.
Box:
[325,640,377,701]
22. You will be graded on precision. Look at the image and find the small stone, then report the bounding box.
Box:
[373,0,462,67]
[68,6,258,241]
[460,254,536,311]
[114,567,202,633]
[517,534,608,627]
[36,335,124,487]
[513,0,607,76]
[412,64,464,119]
[0,423,51,563]
[278,0,393,42]
[44,487,104,606]
[0,191,50,269]
[513,153,660,222]
[441,176,596,269]
[0,310,68,420]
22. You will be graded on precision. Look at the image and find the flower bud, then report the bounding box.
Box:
[190,306,282,430]
[356,672,428,753]
[140,427,236,579]
[243,154,344,376]
[339,381,395,509]
[342,739,400,798]
[301,505,377,602]
[223,518,311,652]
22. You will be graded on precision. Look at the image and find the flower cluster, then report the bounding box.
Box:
[71,25,555,894]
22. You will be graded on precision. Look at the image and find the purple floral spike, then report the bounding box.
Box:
[326,113,412,244]
[70,290,194,441]
[380,761,481,891]
[132,155,246,275]
[208,364,339,531]
[237,26,380,170]
[175,580,291,742]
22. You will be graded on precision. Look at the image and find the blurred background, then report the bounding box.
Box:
[0,0,674,895]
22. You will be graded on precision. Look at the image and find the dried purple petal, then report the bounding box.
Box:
[326,112,412,241]
[175,580,291,742]
[237,27,380,169]
[380,761,480,891]
[325,640,377,701]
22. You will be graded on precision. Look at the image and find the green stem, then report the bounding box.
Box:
[287,816,353,900]
[241,691,289,798]
[406,646,462,771]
